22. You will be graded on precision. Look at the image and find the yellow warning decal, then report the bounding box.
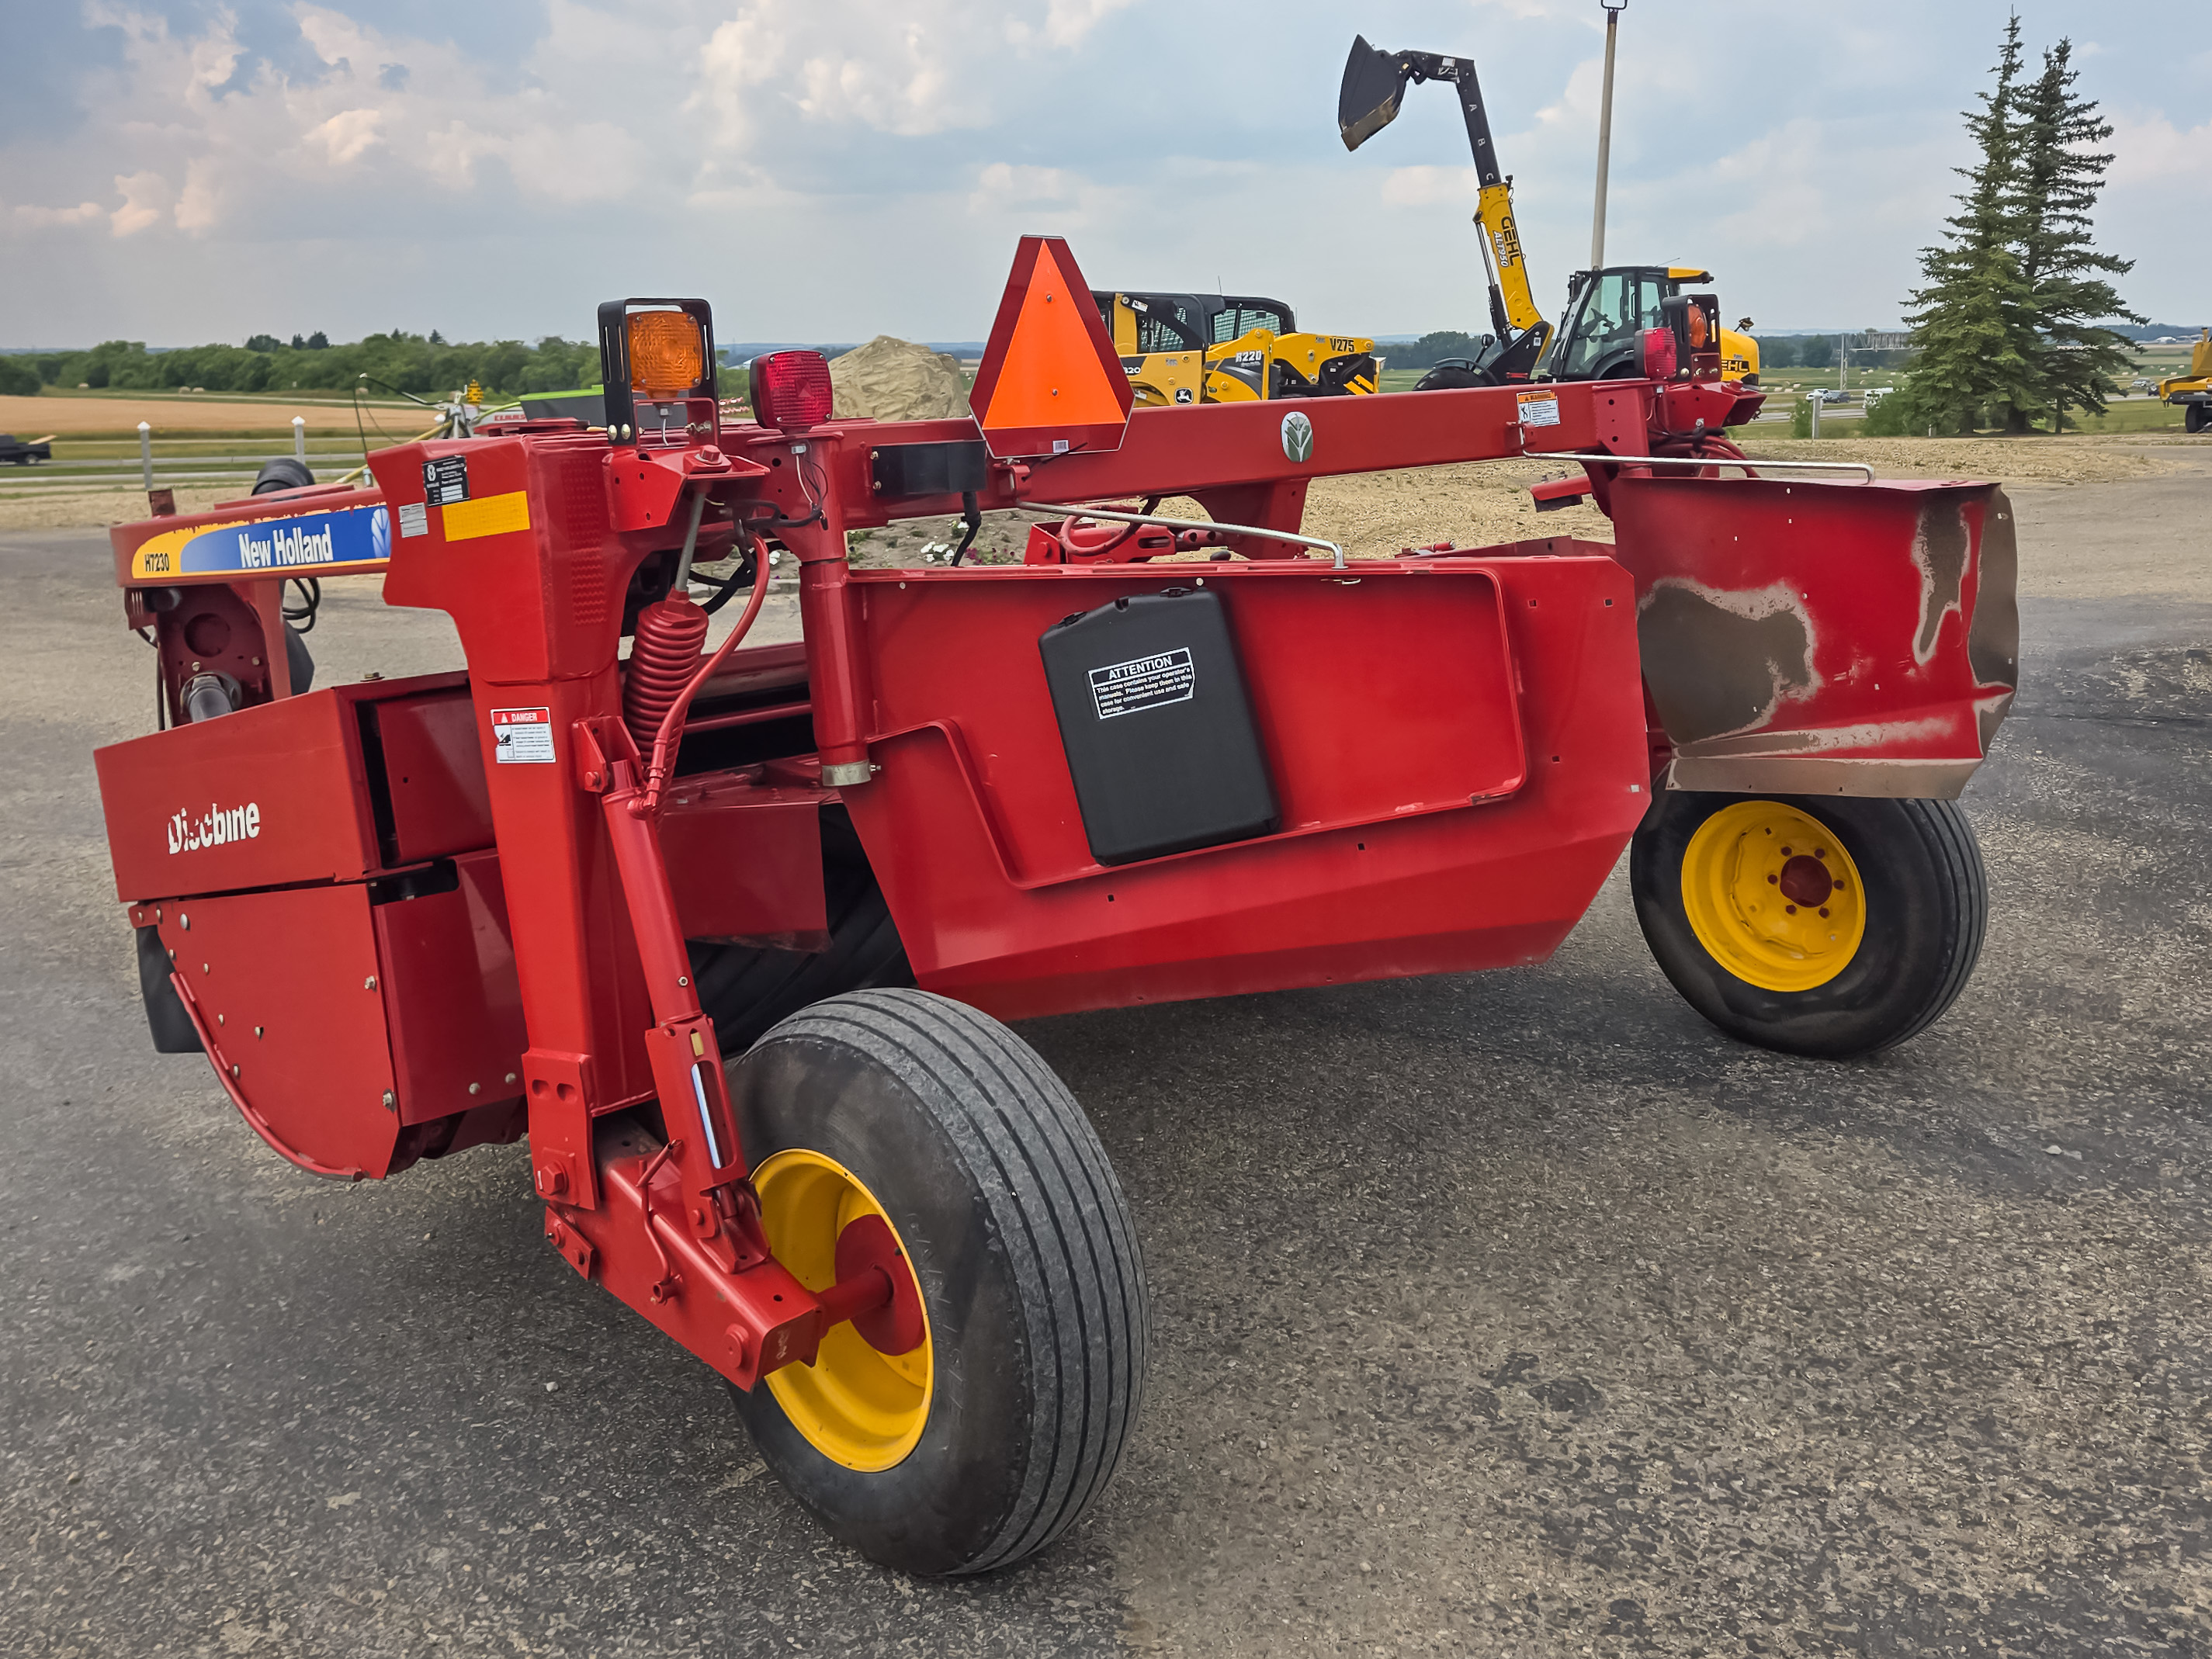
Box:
[442,491,531,542]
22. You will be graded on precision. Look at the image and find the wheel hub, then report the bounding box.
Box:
[753,1148,933,1471]
[1680,800,1868,992]
[1777,853,1834,907]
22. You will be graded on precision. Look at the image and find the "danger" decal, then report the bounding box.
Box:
[491,707,555,764]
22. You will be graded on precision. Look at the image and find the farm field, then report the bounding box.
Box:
[0,390,418,436]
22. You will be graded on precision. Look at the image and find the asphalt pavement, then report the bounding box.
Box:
[3,455,2209,1657]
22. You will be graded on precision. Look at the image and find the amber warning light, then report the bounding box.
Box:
[595,297,718,445]
[628,310,706,397]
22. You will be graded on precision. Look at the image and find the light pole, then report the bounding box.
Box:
[1590,0,1627,270]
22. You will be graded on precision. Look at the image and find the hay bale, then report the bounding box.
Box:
[827,335,970,421]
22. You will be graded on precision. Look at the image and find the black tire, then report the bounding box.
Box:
[728,989,1148,1574]
[1413,358,1489,391]
[283,622,315,694]
[1631,791,1987,1058]
[2186,402,2208,435]
[689,816,911,1054]
[252,456,314,494]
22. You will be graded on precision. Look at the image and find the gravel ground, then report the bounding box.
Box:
[2,453,2207,1657]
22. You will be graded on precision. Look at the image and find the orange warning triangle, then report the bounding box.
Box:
[971,236,1132,457]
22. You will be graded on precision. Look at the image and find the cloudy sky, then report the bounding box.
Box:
[4,1,2206,348]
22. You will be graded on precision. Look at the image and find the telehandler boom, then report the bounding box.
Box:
[1338,34,1761,389]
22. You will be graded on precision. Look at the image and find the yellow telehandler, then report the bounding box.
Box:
[1338,35,1760,389]
[2159,329,2211,434]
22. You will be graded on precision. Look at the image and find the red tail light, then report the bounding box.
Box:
[748,351,834,431]
[1640,327,1677,382]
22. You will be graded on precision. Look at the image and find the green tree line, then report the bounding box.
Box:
[7,332,602,400]
[1754,335,1836,370]
[1388,331,1489,370]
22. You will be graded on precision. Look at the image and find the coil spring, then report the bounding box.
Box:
[623,596,710,752]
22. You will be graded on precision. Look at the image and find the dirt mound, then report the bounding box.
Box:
[827,336,970,422]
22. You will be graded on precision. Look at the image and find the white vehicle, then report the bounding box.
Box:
[1863,386,1897,407]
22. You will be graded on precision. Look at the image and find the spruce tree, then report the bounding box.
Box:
[1897,16,2045,435]
[2009,39,2142,431]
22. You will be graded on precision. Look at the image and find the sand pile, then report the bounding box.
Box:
[827,336,970,422]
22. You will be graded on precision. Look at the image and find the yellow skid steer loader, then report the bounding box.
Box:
[1094,291,1379,406]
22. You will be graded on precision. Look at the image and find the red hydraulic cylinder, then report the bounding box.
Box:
[775,433,875,784]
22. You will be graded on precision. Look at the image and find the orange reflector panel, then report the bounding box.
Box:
[970,237,1133,459]
[629,310,705,397]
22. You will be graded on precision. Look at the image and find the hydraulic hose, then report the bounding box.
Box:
[633,530,774,819]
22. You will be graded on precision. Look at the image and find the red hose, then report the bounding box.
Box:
[623,597,711,752]
[633,532,774,819]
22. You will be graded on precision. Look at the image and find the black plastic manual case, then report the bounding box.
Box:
[1038,588,1278,866]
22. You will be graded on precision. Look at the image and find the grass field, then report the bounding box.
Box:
[0,390,418,436]
[0,387,452,526]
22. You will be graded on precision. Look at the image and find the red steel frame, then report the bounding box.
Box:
[94,343,2016,1397]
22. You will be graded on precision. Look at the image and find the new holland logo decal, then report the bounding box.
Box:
[1280,410,1315,463]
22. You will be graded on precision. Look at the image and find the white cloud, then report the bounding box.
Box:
[1005,0,1138,49]
[965,161,1136,231]
[971,161,1080,210]
[109,170,173,237]
[1381,165,1480,207]
[2107,112,2212,189]
[9,199,105,230]
[698,2,1129,144]
[309,109,385,166]
[3,1,2202,343]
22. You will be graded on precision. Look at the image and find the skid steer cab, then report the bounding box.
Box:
[1095,289,1379,405]
[94,235,2018,1578]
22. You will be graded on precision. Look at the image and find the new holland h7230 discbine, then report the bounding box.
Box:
[92,237,2015,1574]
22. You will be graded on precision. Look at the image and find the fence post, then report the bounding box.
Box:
[1808,397,1821,439]
[293,415,307,461]
[139,421,153,490]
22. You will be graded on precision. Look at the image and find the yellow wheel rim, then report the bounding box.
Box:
[1680,799,1868,993]
[754,1148,932,1471]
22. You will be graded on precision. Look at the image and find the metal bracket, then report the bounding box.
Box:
[1520,449,1876,482]
[545,1210,597,1280]
[1026,502,1348,569]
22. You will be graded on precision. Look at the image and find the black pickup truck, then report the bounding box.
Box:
[0,433,54,464]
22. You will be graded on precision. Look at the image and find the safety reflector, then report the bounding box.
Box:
[970,236,1133,459]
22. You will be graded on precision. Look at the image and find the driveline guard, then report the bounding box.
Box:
[1038,588,1278,866]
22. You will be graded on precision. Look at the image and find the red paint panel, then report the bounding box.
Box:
[1608,476,2016,789]
[658,783,830,946]
[97,688,376,901]
[374,850,529,1124]
[370,687,494,864]
[156,883,402,1178]
[840,553,1648,1017]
